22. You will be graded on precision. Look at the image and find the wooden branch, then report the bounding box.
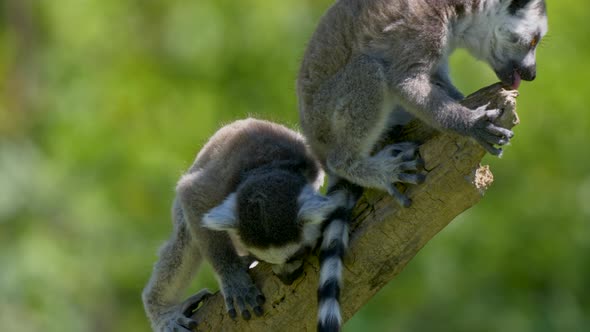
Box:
[191,83,519,331]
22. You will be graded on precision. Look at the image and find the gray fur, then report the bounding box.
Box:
[298,185,347,224]
[298,1,547,330]
[142,119,342,331]
[318,298,342,329]
[297,0,548,202]
[201,193,238,231]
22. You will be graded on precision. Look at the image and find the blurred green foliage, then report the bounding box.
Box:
[0,0,588,331]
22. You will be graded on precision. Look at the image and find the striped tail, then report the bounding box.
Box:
[317,181,362,332]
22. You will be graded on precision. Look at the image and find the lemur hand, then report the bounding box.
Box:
[220,270,265,320]
[467,105,514,157]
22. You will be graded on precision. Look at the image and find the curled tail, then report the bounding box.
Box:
[317,181,362,332]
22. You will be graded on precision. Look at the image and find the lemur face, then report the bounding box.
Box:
[202,169,344,283]
[489,0,548,89]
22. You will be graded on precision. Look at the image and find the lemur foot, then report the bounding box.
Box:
[468,105,514,156]
[181,289,214,317]
[154,290,212,332]
[221,271,265,320]
[372,142,425,207]
[156,315,197,332]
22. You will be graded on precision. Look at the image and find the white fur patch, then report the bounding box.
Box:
[452,0,548,68]
[320,219,348,289]
[273,259,303,276]
[298,185,346,224]
[303,222,322,246]
[522,50,536,67]
[319,256,343,288]
[201,193,238,231]
[321,220,348,249]
[248,243,301,265]
[318,298,342,327]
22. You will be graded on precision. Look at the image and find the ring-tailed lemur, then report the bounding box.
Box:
[142,118,347,331]
[297,0,548,331]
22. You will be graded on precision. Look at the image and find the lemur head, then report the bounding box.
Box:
[202,166,344,284]
[460,0,547,89]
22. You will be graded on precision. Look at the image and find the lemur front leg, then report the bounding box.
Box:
[432,59,464,101]
[395,71,514,156]
[176,175,265,321]
[142,200,206,332]
[215,257,266,320]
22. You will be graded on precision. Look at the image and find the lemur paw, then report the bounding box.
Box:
[181,289,214,317]
[155,312,197,332]
[372,142,426,207]
[469,106,514,156]
[221,271,265,320]
[154,290,212,332]
[160,316,197,332]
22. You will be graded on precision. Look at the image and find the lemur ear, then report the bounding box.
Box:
[202,193,238,231]
[297,185,345,225]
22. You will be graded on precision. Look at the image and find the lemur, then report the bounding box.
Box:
[296,0,548,331]
[142,119,348,331]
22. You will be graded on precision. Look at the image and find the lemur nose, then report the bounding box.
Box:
[520,66,536,81]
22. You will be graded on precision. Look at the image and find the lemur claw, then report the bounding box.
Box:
[156,309,201,332]
[374,142,426,206]
[469,106,514,156]
[181,289,214,317]
[221,271,265,321]
[387,184,412,207]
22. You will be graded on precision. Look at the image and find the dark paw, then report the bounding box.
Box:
[386,183,412,208]
[470,107,514,156]
[377,142,426,207]
[158,313,199,332]
[221,272,265,320]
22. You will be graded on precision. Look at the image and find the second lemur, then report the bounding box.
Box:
[142,119,347,331]
[297,0,548,331]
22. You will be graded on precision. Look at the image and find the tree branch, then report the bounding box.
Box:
[191,83,519,331]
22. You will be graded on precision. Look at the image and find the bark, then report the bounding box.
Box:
[190,83,519,331]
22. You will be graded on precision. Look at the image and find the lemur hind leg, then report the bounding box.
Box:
[316,55,425,206]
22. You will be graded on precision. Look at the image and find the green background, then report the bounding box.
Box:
[1,0,588,331]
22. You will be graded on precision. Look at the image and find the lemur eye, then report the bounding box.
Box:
[530,36,539,48]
